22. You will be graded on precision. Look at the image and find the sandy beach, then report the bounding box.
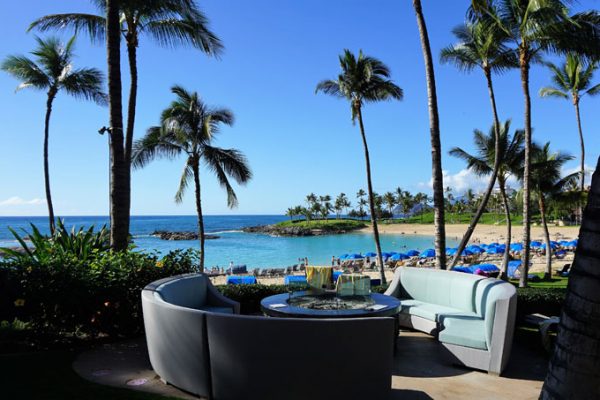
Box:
[209,222,579,285]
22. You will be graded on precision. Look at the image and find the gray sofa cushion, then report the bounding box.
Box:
[438,315,488,350]
[155,275,207,309]
[400,299,477,322]
[199,305,234,314]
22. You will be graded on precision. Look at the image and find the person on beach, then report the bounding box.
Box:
[331,256,335,267]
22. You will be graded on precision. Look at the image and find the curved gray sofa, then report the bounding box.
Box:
[142,273,240,398]
[142,274,395,399]
[385,267,517,375]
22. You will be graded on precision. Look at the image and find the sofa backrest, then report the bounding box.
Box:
[154,274,208,309]
[474,278,517,347]
[206,313,394,400]
[398,267,486,314]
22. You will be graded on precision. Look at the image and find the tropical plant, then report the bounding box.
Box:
[1,36,106,234]
[413,0,446,269]
[334,193,351,219]
[30,0,223,249]
[0,219,110,264]
[469,0,597,287]
[450,120,524,278]
[132,86,251,272]
[440,18,516,266]
[542,155,600,397]
[285,207,296,221]
[525,143,576,279]
[316,49,403,283]
[539,53,600,217]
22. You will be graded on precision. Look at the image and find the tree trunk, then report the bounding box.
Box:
[540,155,600,398]
[498,177,512,280]
[539,195,552,280]
[356,106,385,284]
[413,0,446,269]
[574,99,585,224]
[106,0,129,251]
[43,91,56,234]
[519,51,532,288]
[125,37,137,165]
[192,159,205,273]
[450,68,502,267]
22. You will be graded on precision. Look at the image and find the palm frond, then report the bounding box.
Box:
[202,145,252,208]
[132,125,184,168]
[0,55,50,91]
[539,86,569,99]
[28,13,106,44]
[315,79,343,97]
[175,157,195,203]
[60,67,108,105]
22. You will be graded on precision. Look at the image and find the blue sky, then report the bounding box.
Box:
[1,0,599,216]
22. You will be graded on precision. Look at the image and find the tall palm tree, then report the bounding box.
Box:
[1,36,106,234]
[316,50,403,283]
[383,192,396,218]
[542,155,600,397]
[30,0,223,249]
[413,0,446,269]
[525,143,576,280]
[450,120,524,278]
[440,19,516,267]
[540,53,600,218]
[470,0,593,287]
[132,85,251,271]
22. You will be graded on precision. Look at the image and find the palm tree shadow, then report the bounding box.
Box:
[390,389,434,400]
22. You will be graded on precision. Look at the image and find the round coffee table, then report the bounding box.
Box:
[260,290,401,319]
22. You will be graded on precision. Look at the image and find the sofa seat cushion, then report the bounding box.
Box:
[400,299,475,322]
[199,306,234,314]
[438,316,488,350]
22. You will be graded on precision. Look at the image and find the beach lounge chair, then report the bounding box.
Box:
[555,263,570,277]
[284,275,307,285]
[226,275,257,285]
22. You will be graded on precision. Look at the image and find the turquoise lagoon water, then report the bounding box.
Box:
[0,215,456,269]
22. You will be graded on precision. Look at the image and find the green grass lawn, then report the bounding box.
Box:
[0,350,177,400]
[384,211,525,225]
[509,272,569,289]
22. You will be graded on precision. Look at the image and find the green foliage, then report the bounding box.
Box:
[0,236,199,337]
[1,219,110,263]
[515,287,567,320]
[274,219,366,231]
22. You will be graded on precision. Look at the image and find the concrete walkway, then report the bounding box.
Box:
[73,331,547,399]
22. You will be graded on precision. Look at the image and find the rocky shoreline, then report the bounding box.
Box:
[151,231,220,241]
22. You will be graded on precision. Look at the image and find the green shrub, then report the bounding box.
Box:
[0,241,199,337]
[516,287,566,320]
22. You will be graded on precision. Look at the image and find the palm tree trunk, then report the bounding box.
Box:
[192,160,205,273]
[541,155,600,398]
[106,0,129,251]
[539,195,552,280]
[498,178,511,280]
[43,91,56,234]
[125,39,137,165]
[356,106,385,284]
[450,69,501,267]
[574,99,585,224]
[519,53,532,288]
[413,0,446,269]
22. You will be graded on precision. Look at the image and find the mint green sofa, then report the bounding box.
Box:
[385,267,517,375]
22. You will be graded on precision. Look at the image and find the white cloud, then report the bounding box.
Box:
[418,169,520,195]
[0,196,45,207]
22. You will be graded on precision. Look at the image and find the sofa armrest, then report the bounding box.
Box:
[384,268,403,298]
[485,283,517,375]
[207,279,240,314]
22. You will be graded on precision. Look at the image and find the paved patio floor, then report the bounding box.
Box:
[73,330,547,399]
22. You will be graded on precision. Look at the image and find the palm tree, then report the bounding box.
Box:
[132,85,251,272]
[542,152,600,396]
[316,49,403,284]
[413,0,446,269]
[470,0,594,287]
[285,207,296,221]
[334,193,350,219]
[540,53,600,220]
[1,36,106,234]
[30,0,223,249]
[383,192,396,218]
[450,120,524,278]
[440,18,516,267]
[525,143,576,280]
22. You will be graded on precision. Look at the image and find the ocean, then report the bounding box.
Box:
[0,215,455,268]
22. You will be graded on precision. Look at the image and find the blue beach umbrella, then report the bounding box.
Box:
[510,243,524,252]
[566,240,578,248]
[391,253,410,261]
[486,246,504,255]
[466,245,485,254]
[530,241,542,248]
[446,248,457,256]
[559,240,570,246]
[345,253,364,260]
[381,252,394,258]
[420,249,435,258]
[339,254,348,260]
[461,249,474,256]
[364,252,377,257]
[489,242,500,247]
[406,250,420,257]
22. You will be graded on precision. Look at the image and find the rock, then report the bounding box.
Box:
[151,231,219,241]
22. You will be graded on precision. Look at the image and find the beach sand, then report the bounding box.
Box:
[209,222,578,285]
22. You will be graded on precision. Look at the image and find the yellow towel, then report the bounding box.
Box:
[336,273,370,296]
[305,266,333,289]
